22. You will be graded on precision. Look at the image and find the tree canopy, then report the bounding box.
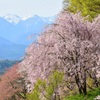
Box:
[19,12,100,97]
[63,0,100,21]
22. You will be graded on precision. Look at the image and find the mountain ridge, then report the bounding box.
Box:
[0,14,55,59]
[2,14,55,24]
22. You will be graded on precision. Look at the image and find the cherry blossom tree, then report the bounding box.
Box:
[0,64,26,100]
[19,11,100,96]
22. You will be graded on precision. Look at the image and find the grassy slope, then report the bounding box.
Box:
[64,88,100,100]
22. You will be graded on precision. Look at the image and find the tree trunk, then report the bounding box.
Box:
[75,74,82,94]
[82,81,87,95]
[82,70,87,95]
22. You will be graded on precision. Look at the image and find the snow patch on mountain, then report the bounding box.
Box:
[3,14,22,24]
[3,14,56,24]
[22,15,33,20]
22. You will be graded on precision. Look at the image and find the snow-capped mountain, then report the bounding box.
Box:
[3,14,22,24]
[0,14,55,59]
[3,14,55,24]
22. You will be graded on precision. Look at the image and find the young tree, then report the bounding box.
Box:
[0,64,26,100]
[63,0,100,21]
[26,71,63,100]
[19,12,100,96]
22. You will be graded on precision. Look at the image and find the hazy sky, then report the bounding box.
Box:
[0,0,63,17]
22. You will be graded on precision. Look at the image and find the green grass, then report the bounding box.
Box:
[64,88,100,100]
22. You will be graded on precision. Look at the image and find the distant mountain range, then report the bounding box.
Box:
[0,14,55,59]
[0,37,27,59]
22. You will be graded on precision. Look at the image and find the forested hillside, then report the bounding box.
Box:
[0,60,20,75]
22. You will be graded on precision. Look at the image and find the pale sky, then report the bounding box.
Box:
[0,0,63,17]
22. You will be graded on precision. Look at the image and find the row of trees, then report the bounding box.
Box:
[19,11,100,99]
[0,0,100,99]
